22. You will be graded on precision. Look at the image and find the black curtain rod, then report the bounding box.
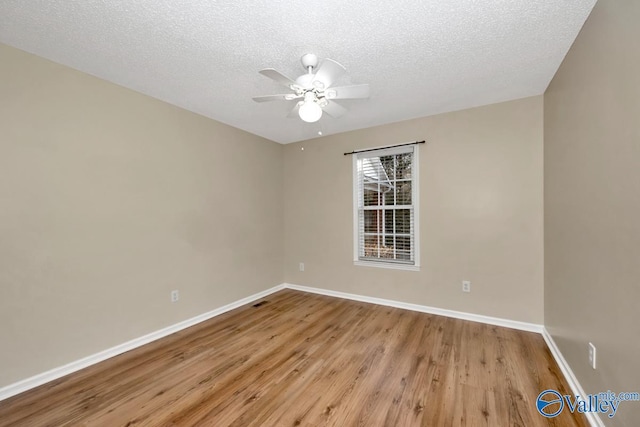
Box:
[343,140,425,156]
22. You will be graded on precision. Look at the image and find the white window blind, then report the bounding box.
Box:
[353,145,419,268]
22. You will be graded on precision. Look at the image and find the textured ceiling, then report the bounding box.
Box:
[0,1,596,144]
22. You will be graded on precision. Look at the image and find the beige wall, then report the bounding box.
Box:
[544,0,640,425]
[0,44,283,387]
[283,96,544,324]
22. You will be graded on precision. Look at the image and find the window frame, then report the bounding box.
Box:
[352,144,420,271]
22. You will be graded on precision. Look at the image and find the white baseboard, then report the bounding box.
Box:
[283,283,543,333]
[285,284,607,425]
[2,280,594,427]
[0,284,286,402]
[541,328,606,427]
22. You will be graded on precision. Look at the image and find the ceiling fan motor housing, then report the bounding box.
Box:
[295,73,315,88]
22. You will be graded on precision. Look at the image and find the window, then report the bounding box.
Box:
[353,145,419,270]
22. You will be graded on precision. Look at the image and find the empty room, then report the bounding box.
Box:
[1,1,638,426]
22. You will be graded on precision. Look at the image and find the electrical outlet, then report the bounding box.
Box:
[299,262,305,272]
[462,280,471,293]
[171,290,179,303]
[589,342,596,369]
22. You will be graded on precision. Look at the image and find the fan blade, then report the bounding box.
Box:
[259,68,298,88]
[312,59,346,89]
[329,84,370,99]
[252,94,299,103]
[322,100,348,118]
[287,102,302,118]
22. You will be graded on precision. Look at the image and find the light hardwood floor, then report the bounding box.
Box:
[0,290,587,426]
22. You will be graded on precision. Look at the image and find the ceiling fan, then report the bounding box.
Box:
[252,54,370,123]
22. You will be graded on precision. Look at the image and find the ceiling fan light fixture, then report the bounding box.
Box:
[299,98,323,123]
[298,92,323,123]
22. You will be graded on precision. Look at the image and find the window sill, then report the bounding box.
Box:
[353,260,420,272]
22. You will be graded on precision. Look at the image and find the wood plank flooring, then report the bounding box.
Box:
[0,290,587,426]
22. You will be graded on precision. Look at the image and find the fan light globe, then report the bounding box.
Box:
[299,100,322,123]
